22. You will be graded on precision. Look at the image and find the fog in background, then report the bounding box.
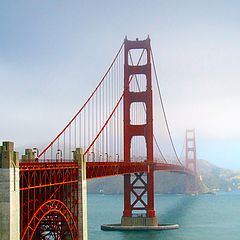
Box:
[0,0,240,168]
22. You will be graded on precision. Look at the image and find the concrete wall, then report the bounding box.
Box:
[74,148,88,240]
[0,142,20,240]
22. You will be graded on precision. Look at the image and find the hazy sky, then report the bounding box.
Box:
[1,0,240,169]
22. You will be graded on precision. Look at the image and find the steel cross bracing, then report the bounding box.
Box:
[18,37,197,240]
[20,162,78,239]
[20,162,194,181]
[19,161,194,239]
[123,37,155,218]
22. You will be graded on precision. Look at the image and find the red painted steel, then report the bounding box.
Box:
[185,129,197,193]
[17,37,198,239]
[20,162,78,239]
[20,162,195,180]
[19,161,195,239]
[123,37,156,218]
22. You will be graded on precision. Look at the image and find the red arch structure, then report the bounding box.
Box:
[22,199,78,240]
[20,162,79,240]
[18,37,197,239]
[19,161,195,239]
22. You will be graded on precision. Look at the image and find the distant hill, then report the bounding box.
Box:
[197,159,240,192]
[87,159,240,194]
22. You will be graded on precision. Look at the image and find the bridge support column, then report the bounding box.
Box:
[21,148,36,162]
[0,142,20,240]
[121,171,158,227]
[121,37,158,227]
[185,129,198,194]
[101,37,179,231]
[74,148,88,240]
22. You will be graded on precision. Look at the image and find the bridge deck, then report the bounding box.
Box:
[19,161,194,185]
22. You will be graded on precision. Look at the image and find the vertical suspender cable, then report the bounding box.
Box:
[150,48,182,166]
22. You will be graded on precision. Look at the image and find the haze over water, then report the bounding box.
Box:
[88,192,240,240]
[1,0,240,169]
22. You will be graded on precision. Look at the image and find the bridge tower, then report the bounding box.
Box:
[121,37,158,226]
[185,129,197,193]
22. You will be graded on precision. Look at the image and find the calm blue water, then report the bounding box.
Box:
[88,192,240,240]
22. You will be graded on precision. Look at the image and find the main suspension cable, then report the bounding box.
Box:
[85,48,146,157]
[150,48,183,166]
[37,42,124,160]
[129,52,167,163]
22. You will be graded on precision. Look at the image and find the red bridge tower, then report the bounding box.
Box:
[121,37,158,226]
[185,129,197,193]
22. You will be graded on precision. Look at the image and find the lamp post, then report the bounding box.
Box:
[56,149,62,162]
[91,151,95,162]
[33,147,39,162]
[105,153,108,162]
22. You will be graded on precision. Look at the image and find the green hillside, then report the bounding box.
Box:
[87,159,240,194]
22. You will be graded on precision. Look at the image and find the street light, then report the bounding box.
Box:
[105,153,108,162]
[56,149,62,162]
[91,151,95,162]
[87,153,90,162]
[33,147,39,162]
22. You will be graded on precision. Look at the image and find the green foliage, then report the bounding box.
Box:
[87,159,240,194]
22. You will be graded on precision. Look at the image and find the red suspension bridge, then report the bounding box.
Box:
[0,37,197,240]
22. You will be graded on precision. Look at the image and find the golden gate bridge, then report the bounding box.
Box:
[0,37,197,240]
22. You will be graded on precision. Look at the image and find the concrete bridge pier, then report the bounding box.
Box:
[74,148,88,240]
[0,142,20,240]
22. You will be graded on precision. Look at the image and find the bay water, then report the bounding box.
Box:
[88,191,240,240]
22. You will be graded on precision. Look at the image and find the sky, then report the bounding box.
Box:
[0,0,240,169]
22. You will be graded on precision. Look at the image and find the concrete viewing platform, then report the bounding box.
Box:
[101,223,179,231]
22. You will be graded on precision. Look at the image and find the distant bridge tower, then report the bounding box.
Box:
[121,37,158,226]
[185,129,197,193]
